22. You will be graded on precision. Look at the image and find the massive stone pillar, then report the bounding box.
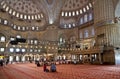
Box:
[94,0,114,24]
[94,0,120,47]
[94,0,120,65]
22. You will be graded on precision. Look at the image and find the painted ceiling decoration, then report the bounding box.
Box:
[62,0,89,11]
[46,0,54,5]
[0,0,93,30]
[6,0,40,14]
[0,0,44,21]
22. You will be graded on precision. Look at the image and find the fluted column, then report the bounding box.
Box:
[94,0,114,25]
[93,0,120,47]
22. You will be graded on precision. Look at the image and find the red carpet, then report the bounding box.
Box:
[0,63,120,79]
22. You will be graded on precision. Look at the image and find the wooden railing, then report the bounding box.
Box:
[69,46,104,54]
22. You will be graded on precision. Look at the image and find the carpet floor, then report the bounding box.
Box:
[0,63,120,79]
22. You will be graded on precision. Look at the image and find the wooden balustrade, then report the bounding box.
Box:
[69,47,104,54]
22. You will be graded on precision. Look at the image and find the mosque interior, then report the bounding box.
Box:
[0,0,120,65]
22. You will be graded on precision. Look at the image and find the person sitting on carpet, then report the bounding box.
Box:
[43,63,49,72]
[37,62,40,67]
[50,63,56,72]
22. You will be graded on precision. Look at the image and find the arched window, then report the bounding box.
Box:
[61,12,64,16]
[0,18,1,23]
[36,27,39,30]
[76,11,79,15]
[35,15,38,19]
[5,6,9,11]
[72,23,75,27]
[10,37,15,41]
[34,40,38,44]
[30,49,33,52]
[31,40,34,44]
[38,14,41,19]
[12,11,16,16]
[79,32,83,39]
[89,13,93,21]
[32,26,35,30]
[18,26,21,30]
[13,25,17,29]
[16,35,21,38]
[9,9,12,14]
[24,15,27,19]
[65,12,68,16]
[10,48,14,52]
[84,14,88,23]
[59,37,65,44]
[83,8,86,12]
[22,48,26,52]
[69,12,71,16]
[22,27,25,31]
[64,24,67,28]
[89,3,92,7]
[16,48,20,52]
[3,3,6,9]
[4,20,8,25]
[80,17,83,24]
[41,13,43,18]
[28,15,31,20]
[68,24,71,28]
[32,15,34,20]
[60,38,62,42]
[0,48,5,52]
[38,49,41,52]
[91,28,95,36]
[86,5,89,10]
[16,13,20,17]
[72,11,75,16]
[84,30,89,38]
[0,36,5,42]
[1,1,5,6]
[80,9,83,14]
[20,14,23,19]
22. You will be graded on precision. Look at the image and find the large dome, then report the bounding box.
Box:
[62,0,89,11]
[5,0,40,14]
[0,0,93,30]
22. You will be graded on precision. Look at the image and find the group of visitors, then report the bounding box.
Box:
[0,56,9,67]
[0,60,4,66]
[35,59,57,72]
[43,62,56,72]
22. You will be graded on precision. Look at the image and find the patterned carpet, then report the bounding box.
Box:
[0,63,120,79]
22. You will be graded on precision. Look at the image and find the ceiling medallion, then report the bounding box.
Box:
[46,0,54,5]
